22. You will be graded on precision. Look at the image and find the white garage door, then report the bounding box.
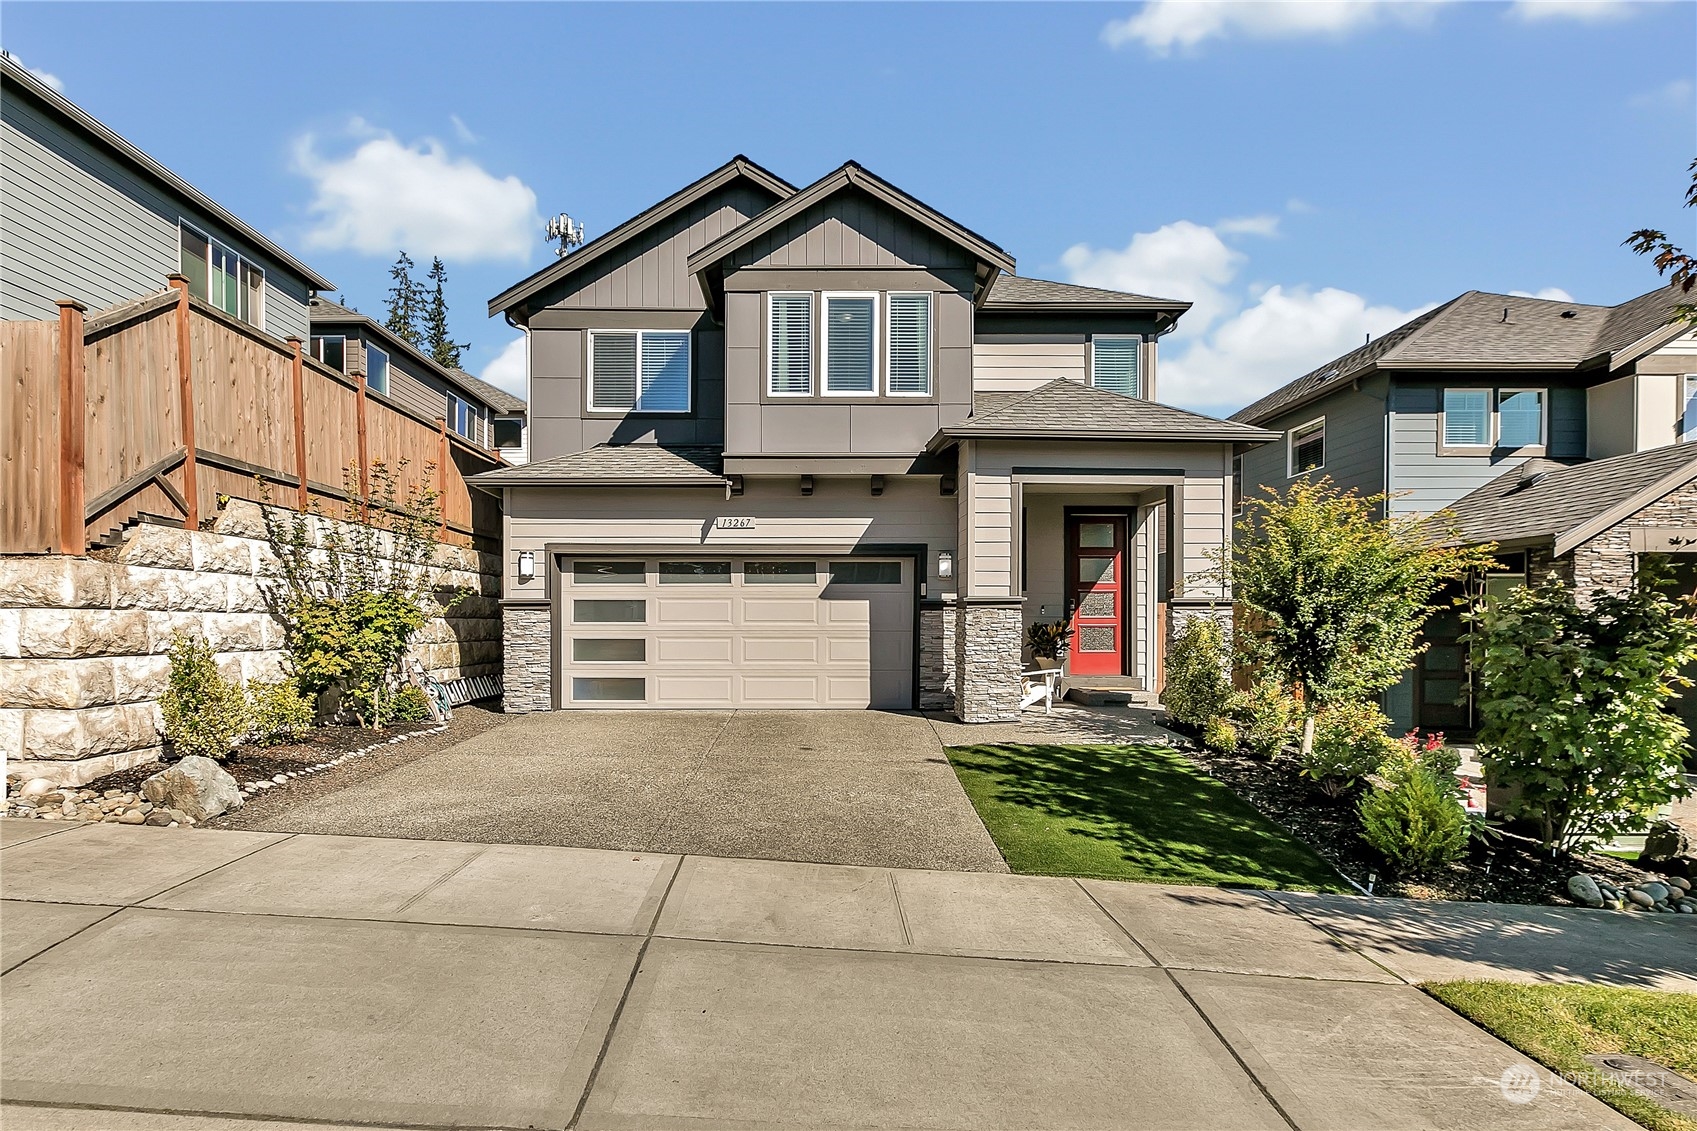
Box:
[561,556,915,710]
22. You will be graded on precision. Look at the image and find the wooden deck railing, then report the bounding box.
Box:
[0,280,503,554]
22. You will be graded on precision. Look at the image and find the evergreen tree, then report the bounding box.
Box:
[384,252,424,346]
[423,256,469,369]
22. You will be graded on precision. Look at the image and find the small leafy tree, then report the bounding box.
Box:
[1623,156,1697,325]
[1469,571,1697,852]
[424,256,469,369]
[1163,615,1232,729]
[160,634,250,760]
[385,251,425,346]
[262,460,461,727]
[1217,478,1493,753]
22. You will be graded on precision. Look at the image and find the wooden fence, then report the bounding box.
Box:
[0,279,503,554]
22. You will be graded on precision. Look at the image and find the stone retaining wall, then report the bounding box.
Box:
[1,501,501,787]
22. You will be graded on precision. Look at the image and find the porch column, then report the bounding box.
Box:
[951,441,1025,722]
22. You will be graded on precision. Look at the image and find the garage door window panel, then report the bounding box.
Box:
[744,561,817,584]
[659,561,731,584]
[572,677,645,702]
[829,561,903,585]
[573,599,646,623]
[574,561,645,584]
[572,639,646,663]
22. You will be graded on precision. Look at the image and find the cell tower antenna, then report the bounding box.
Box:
[546,213,585,257]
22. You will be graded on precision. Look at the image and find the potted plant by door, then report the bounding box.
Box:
[1027,620,1073,664]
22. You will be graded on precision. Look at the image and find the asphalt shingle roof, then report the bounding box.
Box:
[984,275,1187,309]
[1232,284,1688,426]
[309,297,526,413]
[942,379,1277,443]
[1437,443,1697,551]
[468,444,725,487]
[449,369,526,415]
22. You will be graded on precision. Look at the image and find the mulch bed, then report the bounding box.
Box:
[1184,741,1657,905]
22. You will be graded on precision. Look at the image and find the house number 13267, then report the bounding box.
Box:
[715,517,755,529]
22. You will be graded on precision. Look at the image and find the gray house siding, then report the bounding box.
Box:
[1236,378,1388,510]
[724,189,974,272]
[1,88,312,340]
[1386,379,1586,515]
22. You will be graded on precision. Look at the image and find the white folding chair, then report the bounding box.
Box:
[1020,667,1062,714]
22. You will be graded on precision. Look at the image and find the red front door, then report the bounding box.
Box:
[1068,516,1124,676]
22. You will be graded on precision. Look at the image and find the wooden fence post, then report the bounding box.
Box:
[354,369,370,520]
[286,337,309,511]
[435,416,449,538]
[54,299,88,555]
[166,275,199,532]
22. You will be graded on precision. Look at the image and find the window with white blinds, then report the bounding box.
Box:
[1442,389,1491,447]
[886,293,931,396]
[1091,336,1141,397]
[590,331,690,412]
[768,293,813,396]
[823,293,877,394]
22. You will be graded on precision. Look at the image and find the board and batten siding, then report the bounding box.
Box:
[1387,380,1585,516]
[500,476,956,601]
[1,92,312,340]
[971,339,1087,393]
[1236,378,1388,515]
[725,190,973,272]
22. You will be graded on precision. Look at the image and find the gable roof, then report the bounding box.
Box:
[931,379,1277,449]
[468,444,725,488]
[1437,442,1697,556]
[686,161,1016,307]
[310,297,526,413]
[1232,284,1689,426]
[487,155,795,319]
[0,54,336,293]
[983,274,1190,314]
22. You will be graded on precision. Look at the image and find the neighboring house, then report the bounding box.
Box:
[0,53,334,339]
[309,298,527,459]
[1232,286,1695,734]
[476,156,1275,721]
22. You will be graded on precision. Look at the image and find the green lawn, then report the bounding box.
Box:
[946,743,1349,891]
[1425,981,1697,1131]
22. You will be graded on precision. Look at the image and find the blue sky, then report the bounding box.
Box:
[5,1,1692,413]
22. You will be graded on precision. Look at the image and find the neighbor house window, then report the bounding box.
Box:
[493,417,524,449]
[364,343,390,396]
[1683,375,1697,442]
[1288,417,1325,476]
[590,330,690,412]
[1090,336,1142,398]
[886,293,931,396]
[768,293,813,396]
[823,293,878,395]
[310,335,345,372]
[178,223,264,329]
[448,393,473,439]
[1442,389,1492,448]
[1496,389,1545,449]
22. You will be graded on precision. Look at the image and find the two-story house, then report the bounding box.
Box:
[309,297,528,459]
[475,156,1275,721]
[1232,286,1696,735]
[1,53,335,339]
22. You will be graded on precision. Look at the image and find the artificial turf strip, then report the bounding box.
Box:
[946,743,1350,892]
[1424,981,1697,1131]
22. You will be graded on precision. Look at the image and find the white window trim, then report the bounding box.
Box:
[1287,416,1326,477]
[177,220,265,331]
[766,292,814,398]
[364,343,390,397]
[587,329,693,414]
[1683,375,1697,442]
[821,291,880,397]
[1440,387,1493,453]
[1089,335,1143,396]
[1494,387,1547,450]
[884,291,933,398]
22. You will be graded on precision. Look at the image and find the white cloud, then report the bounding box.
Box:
[293,121,540,262]
[479,334,528,399]
[1060,220,1248,333]
[1102,1,1444,56]
[1215,214,1283,237]
[9,53,63,91]
[1629,78,1694,110]
[1508,0,1639,22]
[1509,287,1576,301]
[1162,286,1437,415]
[449,114,477,144]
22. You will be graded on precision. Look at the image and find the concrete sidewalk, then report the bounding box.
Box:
[2,823,1680,1131]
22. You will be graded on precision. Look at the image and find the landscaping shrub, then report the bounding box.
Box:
[1232,679,1300,759]
[159,634,250,761]
[388,686,436,724]
[1469,571,1697,852]
[248,679,314,745]
[1164,616,1232,729]
[1301,699,1400,798]
[1026,620,1072,662]
[1202,715,1239,753]
[1359,757,1470,875]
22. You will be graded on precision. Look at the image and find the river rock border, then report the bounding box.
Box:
[232,724,448,800]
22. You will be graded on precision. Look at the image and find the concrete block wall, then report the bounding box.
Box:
[1,501,501,787]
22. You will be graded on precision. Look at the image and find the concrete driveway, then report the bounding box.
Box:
[233,709,1009,872]
[0,823,1655,1131]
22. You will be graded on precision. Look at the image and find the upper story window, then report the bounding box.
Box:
[1441,387,1544,452]
[823,293,878,395]
[1683,375,1697,442]
[887,293,932,396]
[493,416,524,450]
[590,330,690,413]
[364,343,390,396]
[1090,336,1142,398]
[448,392,474,439]
[1288,417,1325,476]
[179,223,264,330]
[310,335,345,372]
[768,293,814,396]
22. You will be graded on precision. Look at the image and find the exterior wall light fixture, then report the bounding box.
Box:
[937,550,953,579]
[518,550,536,582]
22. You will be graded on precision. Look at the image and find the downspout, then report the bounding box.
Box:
[504,311,532,465]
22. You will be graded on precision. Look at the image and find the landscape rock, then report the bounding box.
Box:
[140,757,243,821]
[1641,819,1695,863]
[1666,876,1691,894]
[1567,874,1604,908]
[143,810,172,826]
[1628,890,1656,908]
[18,778,55,800]
[116,809,146,825]
[1639,881,1671,903]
